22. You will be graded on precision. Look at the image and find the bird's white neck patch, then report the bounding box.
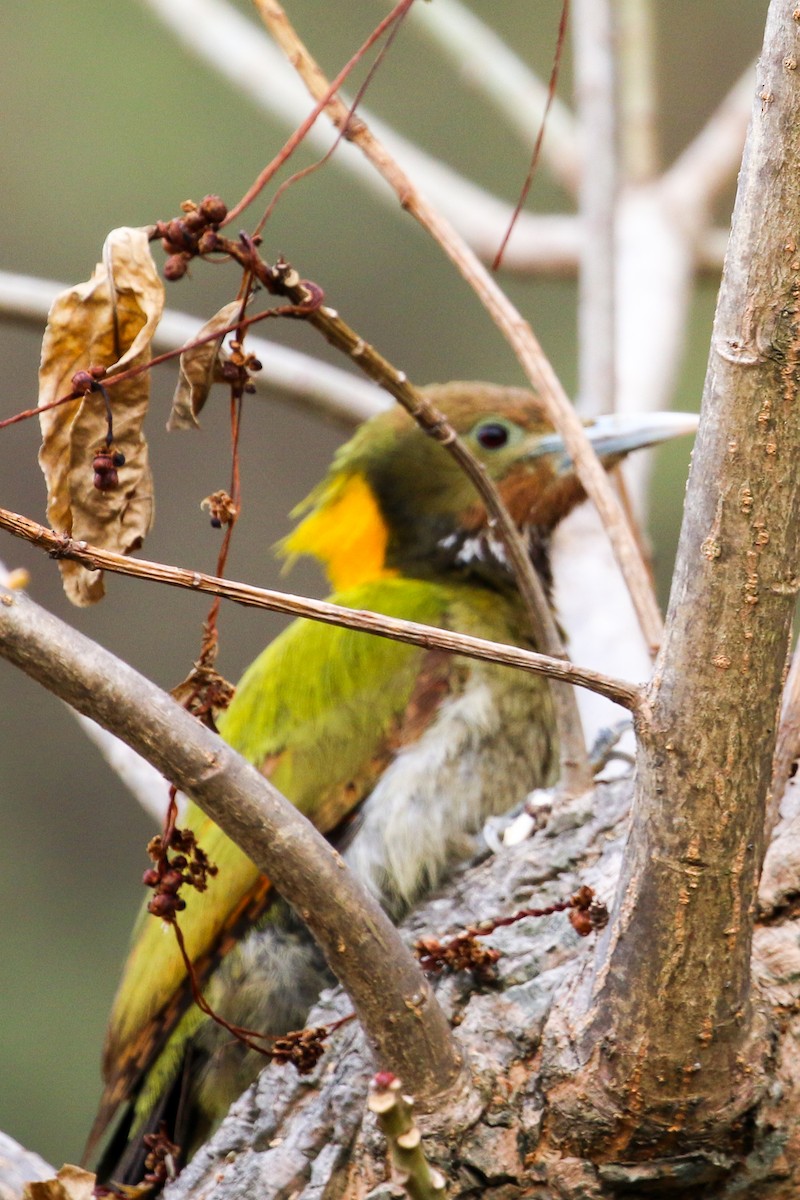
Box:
[438,528,510,569]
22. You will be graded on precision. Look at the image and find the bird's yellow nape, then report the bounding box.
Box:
[280,472,397,593]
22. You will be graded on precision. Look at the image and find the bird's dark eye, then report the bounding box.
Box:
[475,421,510,450]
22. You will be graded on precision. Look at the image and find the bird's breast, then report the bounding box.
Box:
[342,656,556,916]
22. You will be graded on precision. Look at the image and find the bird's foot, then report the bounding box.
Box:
[589,719,635,777]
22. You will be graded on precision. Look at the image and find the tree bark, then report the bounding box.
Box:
[153,773,800,1200]
[542,0,800,1162]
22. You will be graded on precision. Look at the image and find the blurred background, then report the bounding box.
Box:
[0,0,766,1167]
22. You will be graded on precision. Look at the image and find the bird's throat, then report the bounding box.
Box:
[283,473,397,592]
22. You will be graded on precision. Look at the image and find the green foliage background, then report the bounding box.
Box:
[0,0,765,1167]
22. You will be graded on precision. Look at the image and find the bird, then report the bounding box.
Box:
[88,381,692,1189]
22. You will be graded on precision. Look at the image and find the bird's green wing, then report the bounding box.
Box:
[92,577,454,1144]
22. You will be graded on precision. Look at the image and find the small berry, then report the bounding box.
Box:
[199,194,228,223]
[164,253,190,281]
[71,369,95,394]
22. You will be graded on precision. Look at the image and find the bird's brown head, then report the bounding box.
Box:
[281,381,696,593]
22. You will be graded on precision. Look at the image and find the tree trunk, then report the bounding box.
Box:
[160,773,800,1199]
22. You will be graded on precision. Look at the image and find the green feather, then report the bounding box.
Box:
[97,381,692,1180]
[219,577,451,809]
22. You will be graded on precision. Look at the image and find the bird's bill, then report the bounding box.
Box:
[529,410,698,470]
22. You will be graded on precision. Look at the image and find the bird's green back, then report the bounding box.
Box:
[100,577,461,1109]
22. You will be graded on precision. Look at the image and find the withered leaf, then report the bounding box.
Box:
[38,227,165,605]
[23,1164,96,1200]
[167,299,242,431]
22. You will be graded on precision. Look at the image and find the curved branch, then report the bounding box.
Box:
[618,0,659,183]
[0,581,463,1102]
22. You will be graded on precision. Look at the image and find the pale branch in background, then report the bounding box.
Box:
[618,0,659,182]
[558,0,635,747]
[556,15,753,747]
[572,0,618,419]
[0,271,386,427]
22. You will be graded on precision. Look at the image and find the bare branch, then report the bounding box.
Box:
[0,582,463,1102]
[254,0,665,653]
[0,509,641,710]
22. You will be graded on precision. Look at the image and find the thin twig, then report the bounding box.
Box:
[223,0,415,227]
[254,0,664,653]
[492,0,571,271]
[250,2,411,237]
[410,0,580,196]
[0,270,386,427]
[0,507,641,711]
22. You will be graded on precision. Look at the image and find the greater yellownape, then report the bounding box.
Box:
[90,382,694,1188]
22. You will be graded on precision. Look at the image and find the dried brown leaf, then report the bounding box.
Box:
[23,1164,95,1200]
[38,227,165,605]
[167,300,242,430]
